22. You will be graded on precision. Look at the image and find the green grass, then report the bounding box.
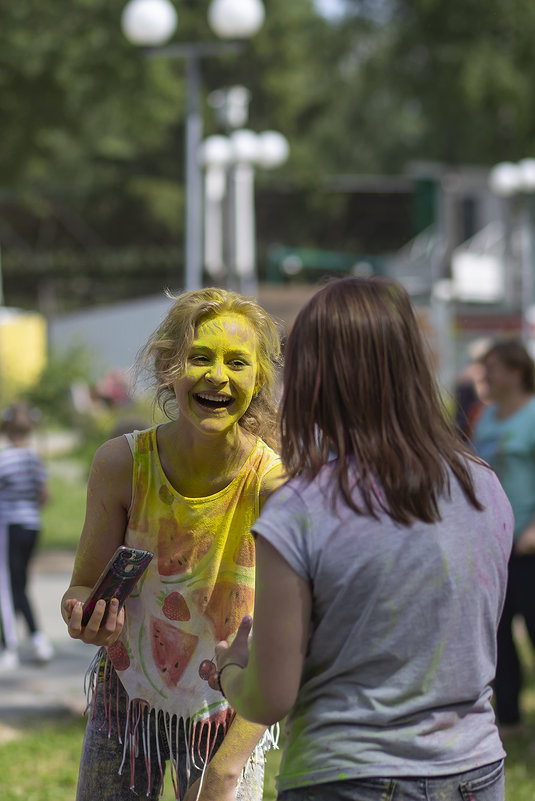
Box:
[0,714,86,801]
[502,626,535,800]
[40,463,87,551]
[0,711,281,801]
[503,732,535,801]
[1,706,534,800]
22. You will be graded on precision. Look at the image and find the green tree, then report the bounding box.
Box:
[0,0,338,244]
[341,0,535,166]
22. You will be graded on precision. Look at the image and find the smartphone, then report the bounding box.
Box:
[81,546,153,627]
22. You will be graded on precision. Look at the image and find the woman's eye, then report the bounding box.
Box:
[229,359,247,368]
[190,355,209,364]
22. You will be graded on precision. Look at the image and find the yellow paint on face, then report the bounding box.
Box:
[173,313,259,435]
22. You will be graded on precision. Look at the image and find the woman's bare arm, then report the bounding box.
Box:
[216,535,312,725]
[61,436,133,646]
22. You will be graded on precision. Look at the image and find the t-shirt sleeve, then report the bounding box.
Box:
[252,483,312,581]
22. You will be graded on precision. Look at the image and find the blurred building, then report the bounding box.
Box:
[0,308,47,402]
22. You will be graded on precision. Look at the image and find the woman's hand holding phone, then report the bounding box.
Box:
[64,593,125,646]
[62,546,152,646]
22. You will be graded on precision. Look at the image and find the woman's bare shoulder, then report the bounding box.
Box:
[259,462,286,510]
[89,435,134,498]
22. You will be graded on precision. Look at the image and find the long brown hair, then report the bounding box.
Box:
[280,276,483,524]
[138,288,282,449]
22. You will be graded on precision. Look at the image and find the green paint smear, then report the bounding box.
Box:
[138,615,168,700]
[161,575,192,585]
[191,700,227,723]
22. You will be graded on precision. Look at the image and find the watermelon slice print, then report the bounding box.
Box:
[150,616,198,688]
[191,581,254,641]
[157,518,213,576]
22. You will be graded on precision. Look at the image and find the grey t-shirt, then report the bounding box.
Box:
[253,460,513,791]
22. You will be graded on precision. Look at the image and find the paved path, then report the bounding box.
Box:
[0,550,95,736]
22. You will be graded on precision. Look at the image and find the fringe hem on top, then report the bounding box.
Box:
[84,649,279,800]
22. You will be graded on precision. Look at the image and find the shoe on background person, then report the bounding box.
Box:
[0,648,19,671]
[29,631,54,663]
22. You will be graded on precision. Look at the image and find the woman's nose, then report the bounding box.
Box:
[206,362,226,383]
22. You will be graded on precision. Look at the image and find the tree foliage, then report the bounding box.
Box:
[3,0,535,307]
[348,0,535,165]
[0,0,334,246]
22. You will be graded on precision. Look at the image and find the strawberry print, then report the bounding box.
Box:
[108,641,131,672]
[160,591,191,621]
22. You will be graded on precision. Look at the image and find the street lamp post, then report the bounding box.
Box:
[489,159,535,344]
[121,0,265,292]
[201,128,289,297]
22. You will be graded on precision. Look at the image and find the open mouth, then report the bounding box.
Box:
[193,392,234,410]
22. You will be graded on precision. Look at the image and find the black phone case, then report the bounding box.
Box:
[81,546,153,627]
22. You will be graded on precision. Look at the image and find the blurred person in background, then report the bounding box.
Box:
[0,401,53,669]
[454,338,491,443]
[474,339,535,732]
[216,277,512,801]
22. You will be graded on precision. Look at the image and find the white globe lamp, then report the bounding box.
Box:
[489,161,521,197]
[200,135,233,167]
[518,158,535,193]
[121,0,177,46]
[256,130,290,169]
[208,0,265,39]
[230,129,260,163]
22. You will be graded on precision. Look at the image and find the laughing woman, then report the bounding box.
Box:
[216,277,513,801]
[61,289,284,801]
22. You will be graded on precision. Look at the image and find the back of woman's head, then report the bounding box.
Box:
[140,288,282,448]
[281,276,481,523]
[483,339,535,392]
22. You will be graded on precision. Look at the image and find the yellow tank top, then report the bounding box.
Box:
[108,425,281,728]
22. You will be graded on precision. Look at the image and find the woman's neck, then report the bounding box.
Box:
[157,422,254,497]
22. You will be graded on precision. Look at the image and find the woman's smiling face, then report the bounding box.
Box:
[173,312,259,436]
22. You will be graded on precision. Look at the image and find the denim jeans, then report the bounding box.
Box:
[76,667,264,801]
[277,760,504,801]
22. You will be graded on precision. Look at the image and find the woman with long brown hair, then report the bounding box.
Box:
[215,277,513,801]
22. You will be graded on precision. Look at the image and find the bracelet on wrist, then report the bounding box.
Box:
[216,662,245,698]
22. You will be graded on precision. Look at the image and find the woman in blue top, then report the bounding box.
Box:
[474,339,535,730]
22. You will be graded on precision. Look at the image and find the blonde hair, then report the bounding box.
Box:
[138,288,282,449]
